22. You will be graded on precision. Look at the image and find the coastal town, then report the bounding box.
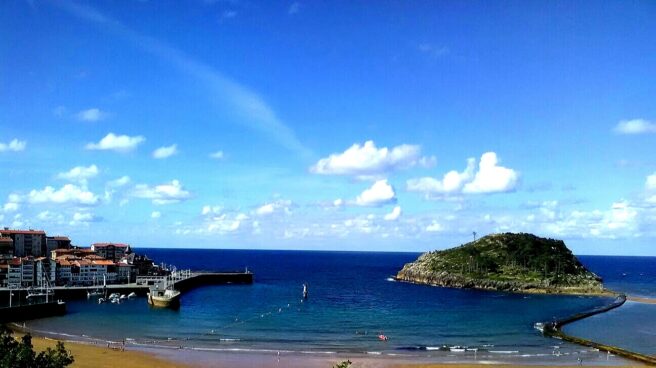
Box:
[0,227,161,289]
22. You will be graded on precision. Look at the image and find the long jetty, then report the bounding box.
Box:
[541,294,656,365]
[0,271,253,322]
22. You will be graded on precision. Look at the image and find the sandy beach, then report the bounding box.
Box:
[19,332,187,368]
[19,332,641,368]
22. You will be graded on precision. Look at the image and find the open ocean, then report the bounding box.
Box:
[24,250,656,363]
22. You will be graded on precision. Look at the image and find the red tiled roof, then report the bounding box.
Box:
[84,255,105,260]
[0,229,46,235]
[92,260,115,266]
[92,243,129,248]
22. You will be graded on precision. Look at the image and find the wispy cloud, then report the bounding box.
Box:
[219,10,237,22]
[56,1,312,158]
[288,2,300,15]
[418,43,449,59]
[152,144,178,159]
[209,150,224,159]
[76,107,107,122]
[614,119,656,135]
[0,139,26,152]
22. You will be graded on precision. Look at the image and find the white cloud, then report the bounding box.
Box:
[196,207,244,234]
[333,198,344,208]
[646,173,656,191]
[425,221,443,232]
[37,211,64,223]
[151,211,161,219]
[69,211,100,226]
[206,215,241,233]
[311,141,433,178]
[254,200,293,216]
[613,119,656,135]
[57,164,99,183]
[202,205,222,215]
[104,176,131,203]
[209,150,224,159]
[407,152,518,197]
[355,179,396,207]
[107,176,131,187]
[152,144,178,159]
[26,184,99,205]
[3,202,19,213]
[407,158,475,194]
[0,139,26,152]
[384,206,402,221]
[86,133,145,153]
[463,152,519,194]
[288,2,300,14]
[76,108,107,122]
[255,203,275,216]
[132,180,191,205]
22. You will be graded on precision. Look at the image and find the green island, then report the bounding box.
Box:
[396,232,613,295]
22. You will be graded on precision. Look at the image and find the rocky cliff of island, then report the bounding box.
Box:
[396,233,609,295]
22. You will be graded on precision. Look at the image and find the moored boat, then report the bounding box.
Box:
[147,286,181,308]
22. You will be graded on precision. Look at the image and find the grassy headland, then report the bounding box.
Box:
[396,233,612,295]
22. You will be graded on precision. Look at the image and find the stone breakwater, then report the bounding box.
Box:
[395,267,611,296]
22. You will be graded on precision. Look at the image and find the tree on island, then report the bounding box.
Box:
[0,326,74,368]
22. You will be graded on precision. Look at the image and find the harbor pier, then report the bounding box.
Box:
[0,301,66,323]
[0,271,253,321]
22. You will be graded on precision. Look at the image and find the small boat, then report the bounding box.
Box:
[147,286,181,308]
[120,294,127,300]
[378,334,388,341]
[87,289,103,298]
[98,298,106,304]
[128,292,137,299]
[533,322,545,333]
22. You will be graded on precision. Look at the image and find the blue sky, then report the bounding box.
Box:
[1,0,655,255]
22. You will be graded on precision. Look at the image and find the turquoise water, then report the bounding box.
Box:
[24,250,654,361]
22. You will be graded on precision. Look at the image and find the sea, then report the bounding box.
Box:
[23,250,656,364]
